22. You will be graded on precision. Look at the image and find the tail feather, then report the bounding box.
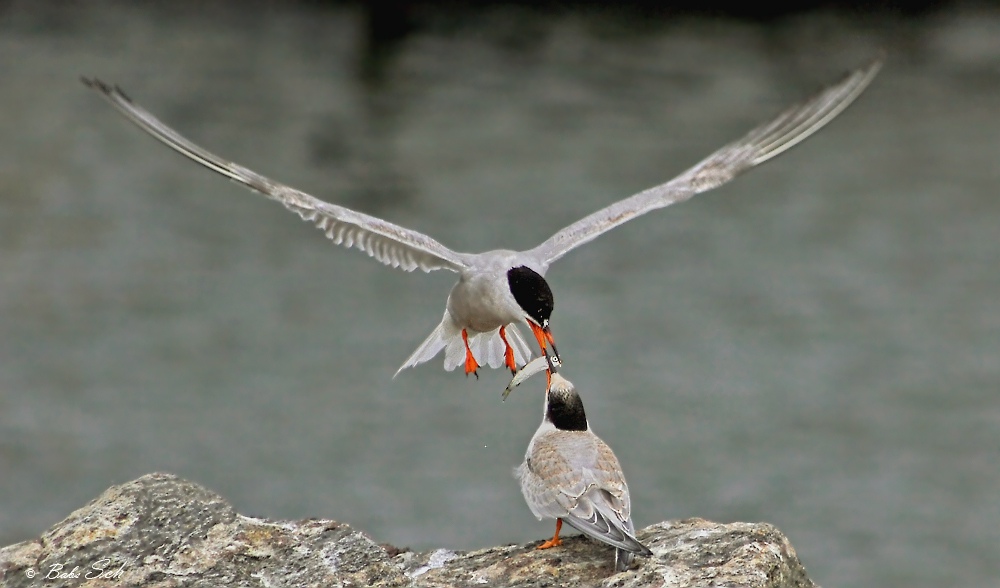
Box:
[443,335,468,372]
[467,323,535,370]
[395,316,536,376]
[467,331,504,369]
[615,518,651,571]
[504,324,534,367]
[395,312,460,377]
[467,330,502,369]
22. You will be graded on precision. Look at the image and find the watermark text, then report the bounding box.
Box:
[24,558,127,581]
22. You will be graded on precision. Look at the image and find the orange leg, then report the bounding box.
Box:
[538,518,563,549]
[498,326,517,375]
[461,329,479,378]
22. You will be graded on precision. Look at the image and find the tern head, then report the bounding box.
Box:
[543,362,587,432]
[507,265,560,362]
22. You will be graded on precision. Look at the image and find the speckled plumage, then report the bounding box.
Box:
[517,373,652,571]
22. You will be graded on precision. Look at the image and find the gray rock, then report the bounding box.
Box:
[0,473,817,588]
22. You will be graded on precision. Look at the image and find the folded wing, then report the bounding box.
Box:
[561,486,650,556]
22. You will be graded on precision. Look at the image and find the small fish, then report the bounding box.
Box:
[503,354,561,400]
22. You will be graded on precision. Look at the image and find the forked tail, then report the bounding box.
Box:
[395,314,534,377]
[465,324,532,370]
[395,312,458,378]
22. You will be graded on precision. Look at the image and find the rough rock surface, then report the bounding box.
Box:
[0,473,818,588]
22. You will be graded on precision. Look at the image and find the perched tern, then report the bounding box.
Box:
[516,353,652,571]
[81,57,880,378]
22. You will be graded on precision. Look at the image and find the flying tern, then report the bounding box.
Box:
[82,57,880,378]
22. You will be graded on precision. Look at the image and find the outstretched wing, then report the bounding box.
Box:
[83,78,471,274]
[529,56,883,266]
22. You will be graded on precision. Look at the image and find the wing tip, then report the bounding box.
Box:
[81,76,132,103]
[849,51,886,92]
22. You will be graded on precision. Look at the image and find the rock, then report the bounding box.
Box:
[0,473,817,588]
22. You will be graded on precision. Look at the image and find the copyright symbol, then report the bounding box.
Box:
[25,567,36,578]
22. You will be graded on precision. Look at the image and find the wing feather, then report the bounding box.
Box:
[530,56,883,265]
[518,431,650,554]
[83,78,470,274]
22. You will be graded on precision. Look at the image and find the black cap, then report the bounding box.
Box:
[507,266,554,326]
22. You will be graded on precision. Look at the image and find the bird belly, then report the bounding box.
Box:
[447,275,520,333]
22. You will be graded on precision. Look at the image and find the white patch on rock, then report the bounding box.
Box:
[408,548,457,578]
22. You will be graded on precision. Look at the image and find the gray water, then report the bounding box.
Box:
[2,3,998,587]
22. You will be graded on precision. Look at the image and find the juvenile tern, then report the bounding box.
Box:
[81,57,880,378]
[516,354,652,571]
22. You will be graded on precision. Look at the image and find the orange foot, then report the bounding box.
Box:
[499,325,517,375]
[537,519,563,550]
[462,329,479,378]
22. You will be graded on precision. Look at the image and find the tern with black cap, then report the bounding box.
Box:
[516,351,652,571]
[82,57,880,378]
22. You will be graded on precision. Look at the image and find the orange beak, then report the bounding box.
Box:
[542,343,560,390]
[528,321,560,365]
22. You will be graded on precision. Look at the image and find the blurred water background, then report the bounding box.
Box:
[2,2,998,586]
